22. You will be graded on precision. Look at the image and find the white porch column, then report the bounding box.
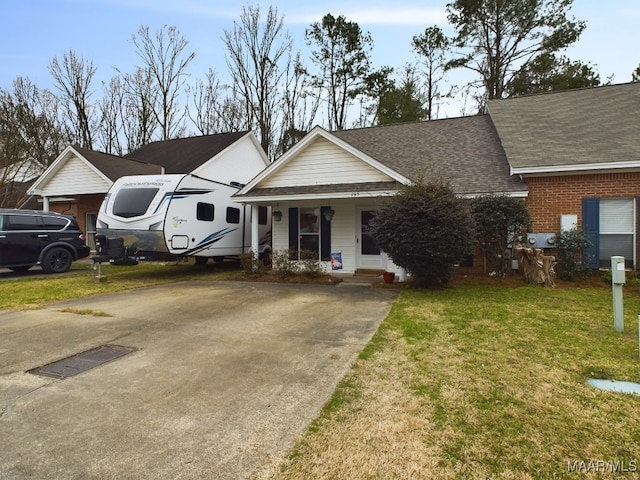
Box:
[42,196,50,211]
[250,204,259,255]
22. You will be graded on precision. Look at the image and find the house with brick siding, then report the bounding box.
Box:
[234,117,527,276]
[488,82,640,269]
[236,82,639,275]
[27,82,639,273]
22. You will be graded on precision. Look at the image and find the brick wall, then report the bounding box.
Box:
[525,172,640,233]
[49,194,105,248]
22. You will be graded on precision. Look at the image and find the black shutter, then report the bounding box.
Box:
[582,197,599,269]
[320,206,332,261]
[288,207,298,256]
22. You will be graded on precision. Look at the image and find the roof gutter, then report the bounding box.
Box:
[511,159,640,176]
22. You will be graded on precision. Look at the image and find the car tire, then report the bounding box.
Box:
[8,265,33,272]
[41,247,73,274]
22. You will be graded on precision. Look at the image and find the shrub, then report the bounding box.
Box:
[270,248,325,278]
[555,228,592,281]
[299,249,325,278]
[471,194,530,276]
[239,251,266,274]
[270,249,298,277]
[372,179,474,287]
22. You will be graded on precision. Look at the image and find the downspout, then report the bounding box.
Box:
[43,196,50,212]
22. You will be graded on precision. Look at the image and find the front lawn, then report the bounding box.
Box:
[0,260,240,310]
[273,279,640,479]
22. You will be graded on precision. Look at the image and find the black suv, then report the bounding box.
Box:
[0,209,91,274]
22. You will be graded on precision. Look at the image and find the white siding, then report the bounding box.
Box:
[194,135,268,185]
[41,157,110,196]
[260,137,392,188]
[271,198,401,275]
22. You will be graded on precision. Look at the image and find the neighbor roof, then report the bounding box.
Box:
[126,132,250,173]
[331,115,527,196]
[487,82,640,174]
[73,145,162,180]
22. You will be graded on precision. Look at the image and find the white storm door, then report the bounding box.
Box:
[356,207,386,269]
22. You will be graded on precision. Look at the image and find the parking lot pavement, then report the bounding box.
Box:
[0,280,397,480]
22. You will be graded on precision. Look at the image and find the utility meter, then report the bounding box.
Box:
[611,256,626,285]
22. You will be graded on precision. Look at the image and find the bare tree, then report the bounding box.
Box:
[223,5,292,158]
[0,77,69,207]
[188,68,224,135]
[278,52,321,154]
[95,76,125,155]
[120,68,159,153]
[131,25,195,141]
[49,50,96,148]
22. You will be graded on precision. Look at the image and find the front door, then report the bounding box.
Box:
[356,208,386,270]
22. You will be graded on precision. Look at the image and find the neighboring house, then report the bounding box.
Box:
[487,81,640,269]
[234,116,527,275]
[28,131,266,249]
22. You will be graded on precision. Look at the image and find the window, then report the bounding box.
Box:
[600,198,634,268]
[113,188,158,218]
[288,207,332,261]
[226,207,240,224]
[41,216,69,230]
[583,197,636,269]
[7,215,41,230]
[299,208,320,254]
[197,202,214,222]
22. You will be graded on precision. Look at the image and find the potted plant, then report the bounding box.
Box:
[382,271,395,283]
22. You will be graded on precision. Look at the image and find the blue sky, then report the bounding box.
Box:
[1,0,638,117]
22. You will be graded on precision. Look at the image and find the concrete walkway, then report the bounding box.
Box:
[0,280,397,479]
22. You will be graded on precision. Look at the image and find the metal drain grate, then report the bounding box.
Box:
[29,344,136,379]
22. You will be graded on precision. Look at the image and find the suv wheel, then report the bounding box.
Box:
[42,247,73,274]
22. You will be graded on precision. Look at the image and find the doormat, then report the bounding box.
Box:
[354,269,385,277]
[29,344,136,379]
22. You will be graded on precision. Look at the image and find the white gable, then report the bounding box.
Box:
[192,133,268,185]
[258,137,392,188]
[39,156,111,196]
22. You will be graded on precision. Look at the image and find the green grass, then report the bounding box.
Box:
[278,281,640,479]
[0,259,240,310]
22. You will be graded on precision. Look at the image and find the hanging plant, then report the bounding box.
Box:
[323,209,335,221]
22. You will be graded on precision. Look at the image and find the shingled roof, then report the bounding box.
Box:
[72,145,162,180]
[331,115,527,196]
[126,132,250,173]
[487,82,640,174]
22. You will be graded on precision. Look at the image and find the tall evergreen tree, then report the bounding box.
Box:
[446,0,585,102]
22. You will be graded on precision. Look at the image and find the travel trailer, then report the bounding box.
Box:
[95,174,270,264]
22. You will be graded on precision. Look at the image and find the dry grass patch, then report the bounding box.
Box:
[270,283,640,479]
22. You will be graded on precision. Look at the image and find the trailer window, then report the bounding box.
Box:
[226,207,240,224]
[113,188,158,218]
[197,202,214,222]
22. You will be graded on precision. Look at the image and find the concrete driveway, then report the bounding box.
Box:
[0,280,396,479]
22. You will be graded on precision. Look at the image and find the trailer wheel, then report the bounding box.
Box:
[213,256,224,264]
[194,256,208,265]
